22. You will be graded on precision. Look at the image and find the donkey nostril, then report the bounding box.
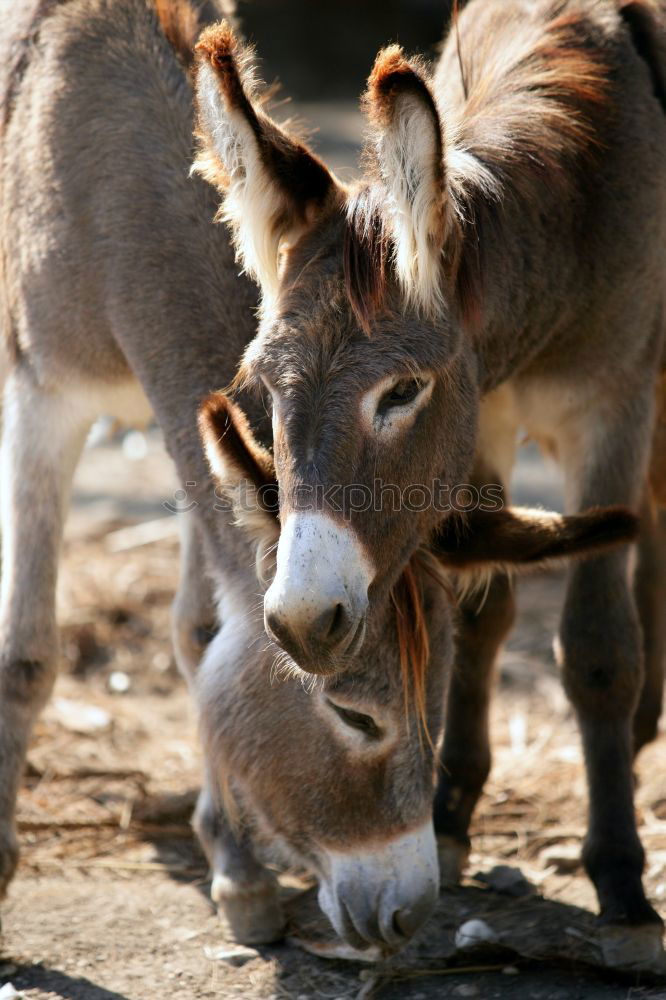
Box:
[391,901,432,941]
[264,595,359,663]
[328,603,346,639]
[265,610,289,645]
[314,601,351,646]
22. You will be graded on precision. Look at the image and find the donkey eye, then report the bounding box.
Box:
[327,699,382,740]
[379,377,424,412]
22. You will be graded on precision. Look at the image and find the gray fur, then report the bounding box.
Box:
[193,0,666,946]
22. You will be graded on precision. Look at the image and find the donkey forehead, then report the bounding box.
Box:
[255,330,436,393]
[251,306,456,394]
[246,209,458,386]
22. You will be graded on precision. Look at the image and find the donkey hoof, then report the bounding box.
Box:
[212,874,285,945]
[599,922,665,972]
[437,835,469,887]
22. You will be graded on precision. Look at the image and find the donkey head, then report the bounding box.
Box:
[197,392,637,950]
[198,396,454,951]
[199,391,639,649]
[197,540,452,951]
[193,25,482,672]
[193,26,637,676]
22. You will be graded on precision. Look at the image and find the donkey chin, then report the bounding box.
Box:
[315,821,439,951]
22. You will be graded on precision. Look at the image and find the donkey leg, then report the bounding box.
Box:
[433,390,518,884]
[193,772,285,944]
[561,550,664,966]
[171,515,218,685]
[632,496,666,756]
[558,405,663,966]
[0,369,91,896]
[172,517,283,941]
[433,572,516,883]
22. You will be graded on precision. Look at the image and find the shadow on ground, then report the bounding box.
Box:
[7,965,132,1000]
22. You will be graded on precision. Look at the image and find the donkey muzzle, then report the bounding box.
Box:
[263,512,373,673]
[317,821,439,950]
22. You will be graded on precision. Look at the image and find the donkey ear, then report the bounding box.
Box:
[199,392,279,577]
[193,23,335,305]
[362,45,447,315]
[433,506,638,573]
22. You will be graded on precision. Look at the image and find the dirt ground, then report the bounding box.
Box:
[0,427,664,1000]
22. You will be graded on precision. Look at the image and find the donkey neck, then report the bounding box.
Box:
[467,182,594,394]
[434,0,619,393]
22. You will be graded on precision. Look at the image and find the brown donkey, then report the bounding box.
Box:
[194,390,640,949]
[192,0,666,960]
[0,0,663,966]
[0,0,640,954]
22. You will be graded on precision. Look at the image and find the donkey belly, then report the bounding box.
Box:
[58,376,153,428]
[476,373,611,499]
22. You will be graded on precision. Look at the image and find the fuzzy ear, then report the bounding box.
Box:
[193,23,335,306]
[433,506,638,574]
[199,392,279,580]
[362,45,447,315]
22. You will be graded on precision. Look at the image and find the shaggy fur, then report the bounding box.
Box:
[347,0,612,328]
[193,0,666,943]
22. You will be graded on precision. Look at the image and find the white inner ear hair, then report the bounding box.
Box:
[202,431,280,586]
[375,91,446,317]
[225,479,280,586]
[193,62,295,314]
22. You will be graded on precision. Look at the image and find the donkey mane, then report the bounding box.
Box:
[344,0,611,331]
[154,0,237,69]
[153,0,203,68]
[392,551,450,748]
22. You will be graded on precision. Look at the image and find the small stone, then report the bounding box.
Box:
[122,429,148,461]
[51,697,111,734]
[0,966,17,979]
[108,671,130,694]
[152,651,171,673]
[474,864,536,898]
[502,965,520,975]
[539,844,580,874]
[453,984,479,997]
[203,944,259,967]
[455,918,498,950]
[0,985,21,1000]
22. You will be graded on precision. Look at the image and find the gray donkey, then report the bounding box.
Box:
[0,0,256,904]
[191,0,666,963]
[195,389,641,950]
[0,0,638,955]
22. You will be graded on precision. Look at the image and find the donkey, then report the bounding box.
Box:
[191,0,666,961]
[192,389,640,949]
[0,0,639,955]
[0,0,662,965]
[0,0,263,902]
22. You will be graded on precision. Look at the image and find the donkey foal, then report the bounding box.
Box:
[192,391,642,950]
